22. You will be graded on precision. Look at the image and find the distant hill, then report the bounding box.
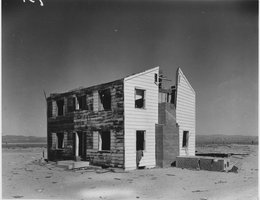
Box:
[2,135,47,144]
[2,134,258,145]
[196,134,258,145]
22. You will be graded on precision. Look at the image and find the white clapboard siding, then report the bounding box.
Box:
[124,67,159,170]
[176,68,196,156]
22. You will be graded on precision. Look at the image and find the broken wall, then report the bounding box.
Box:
[47,79,124,168]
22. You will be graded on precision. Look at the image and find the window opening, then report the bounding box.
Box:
[170,86,176,105]
[56,132,64,149]
[99,131,111,151]
[47,101,52,117]
[182,131,189,148]
[57,99,64,116]
[136,131,145,151]
[99,89,111,111]
[135,89,145,109]
[77,95,87,110]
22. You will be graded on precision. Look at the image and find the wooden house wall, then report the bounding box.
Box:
[47,80,124,168]
[124,67,159,170]
[176,68,196,156]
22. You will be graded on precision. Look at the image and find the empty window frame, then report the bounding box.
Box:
[136,130,145,151]
[98,131,111,151]
[98,89,111,111]
[66,96,75,112]
[135,89,145,109]
[182,131,189,148]
[47,101,52,117]
[170,86,176,105]
[56,99,64,116]
[77,95,87,110]
[56,132,64,149]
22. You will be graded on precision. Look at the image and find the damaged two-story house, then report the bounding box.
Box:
[47,67,195,170]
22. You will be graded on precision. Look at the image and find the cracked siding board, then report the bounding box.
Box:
[124,67,159,170]
[176,68,196,156]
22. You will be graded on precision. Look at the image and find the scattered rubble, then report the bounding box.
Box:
[13,195,24,198]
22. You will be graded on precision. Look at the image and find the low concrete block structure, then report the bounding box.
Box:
[176,156,231,172]
[200,157,230,172]
[176,156,200,169]
[57,160,90,170]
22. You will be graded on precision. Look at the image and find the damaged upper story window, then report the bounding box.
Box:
[47,101,52,118]
[135,88,145,109]
[98,89,111,111]
[56,99,64,116]
[67,95,87,112]
[76,95,87,110]
[67,96,75,112]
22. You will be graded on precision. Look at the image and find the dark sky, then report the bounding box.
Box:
[2,0,258,136]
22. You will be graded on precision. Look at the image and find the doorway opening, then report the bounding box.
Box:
[136,130,145,168]
[75,132,86,161]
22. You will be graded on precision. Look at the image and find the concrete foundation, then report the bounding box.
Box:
[176,156,231,172]
[176,156,200,169]
[57,160,90,170]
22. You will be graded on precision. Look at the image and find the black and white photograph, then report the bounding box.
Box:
[2,0,258,199]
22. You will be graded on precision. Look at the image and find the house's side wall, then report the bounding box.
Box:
[176,68,196,156]
[124,67,159,170]
[47,80,124,168]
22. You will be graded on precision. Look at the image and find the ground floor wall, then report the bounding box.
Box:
[47,129,124,168]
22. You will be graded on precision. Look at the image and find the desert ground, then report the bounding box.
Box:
[2,144,258,200]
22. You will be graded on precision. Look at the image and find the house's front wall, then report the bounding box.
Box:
[176,68,196,156]
[124,67,159,170]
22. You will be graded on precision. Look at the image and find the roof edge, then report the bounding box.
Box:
[177,68,196,95]
[124,66,159,81]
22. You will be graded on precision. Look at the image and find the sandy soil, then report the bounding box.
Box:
[2,144,258,200]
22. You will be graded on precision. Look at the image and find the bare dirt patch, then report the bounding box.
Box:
[2,145,258,199]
